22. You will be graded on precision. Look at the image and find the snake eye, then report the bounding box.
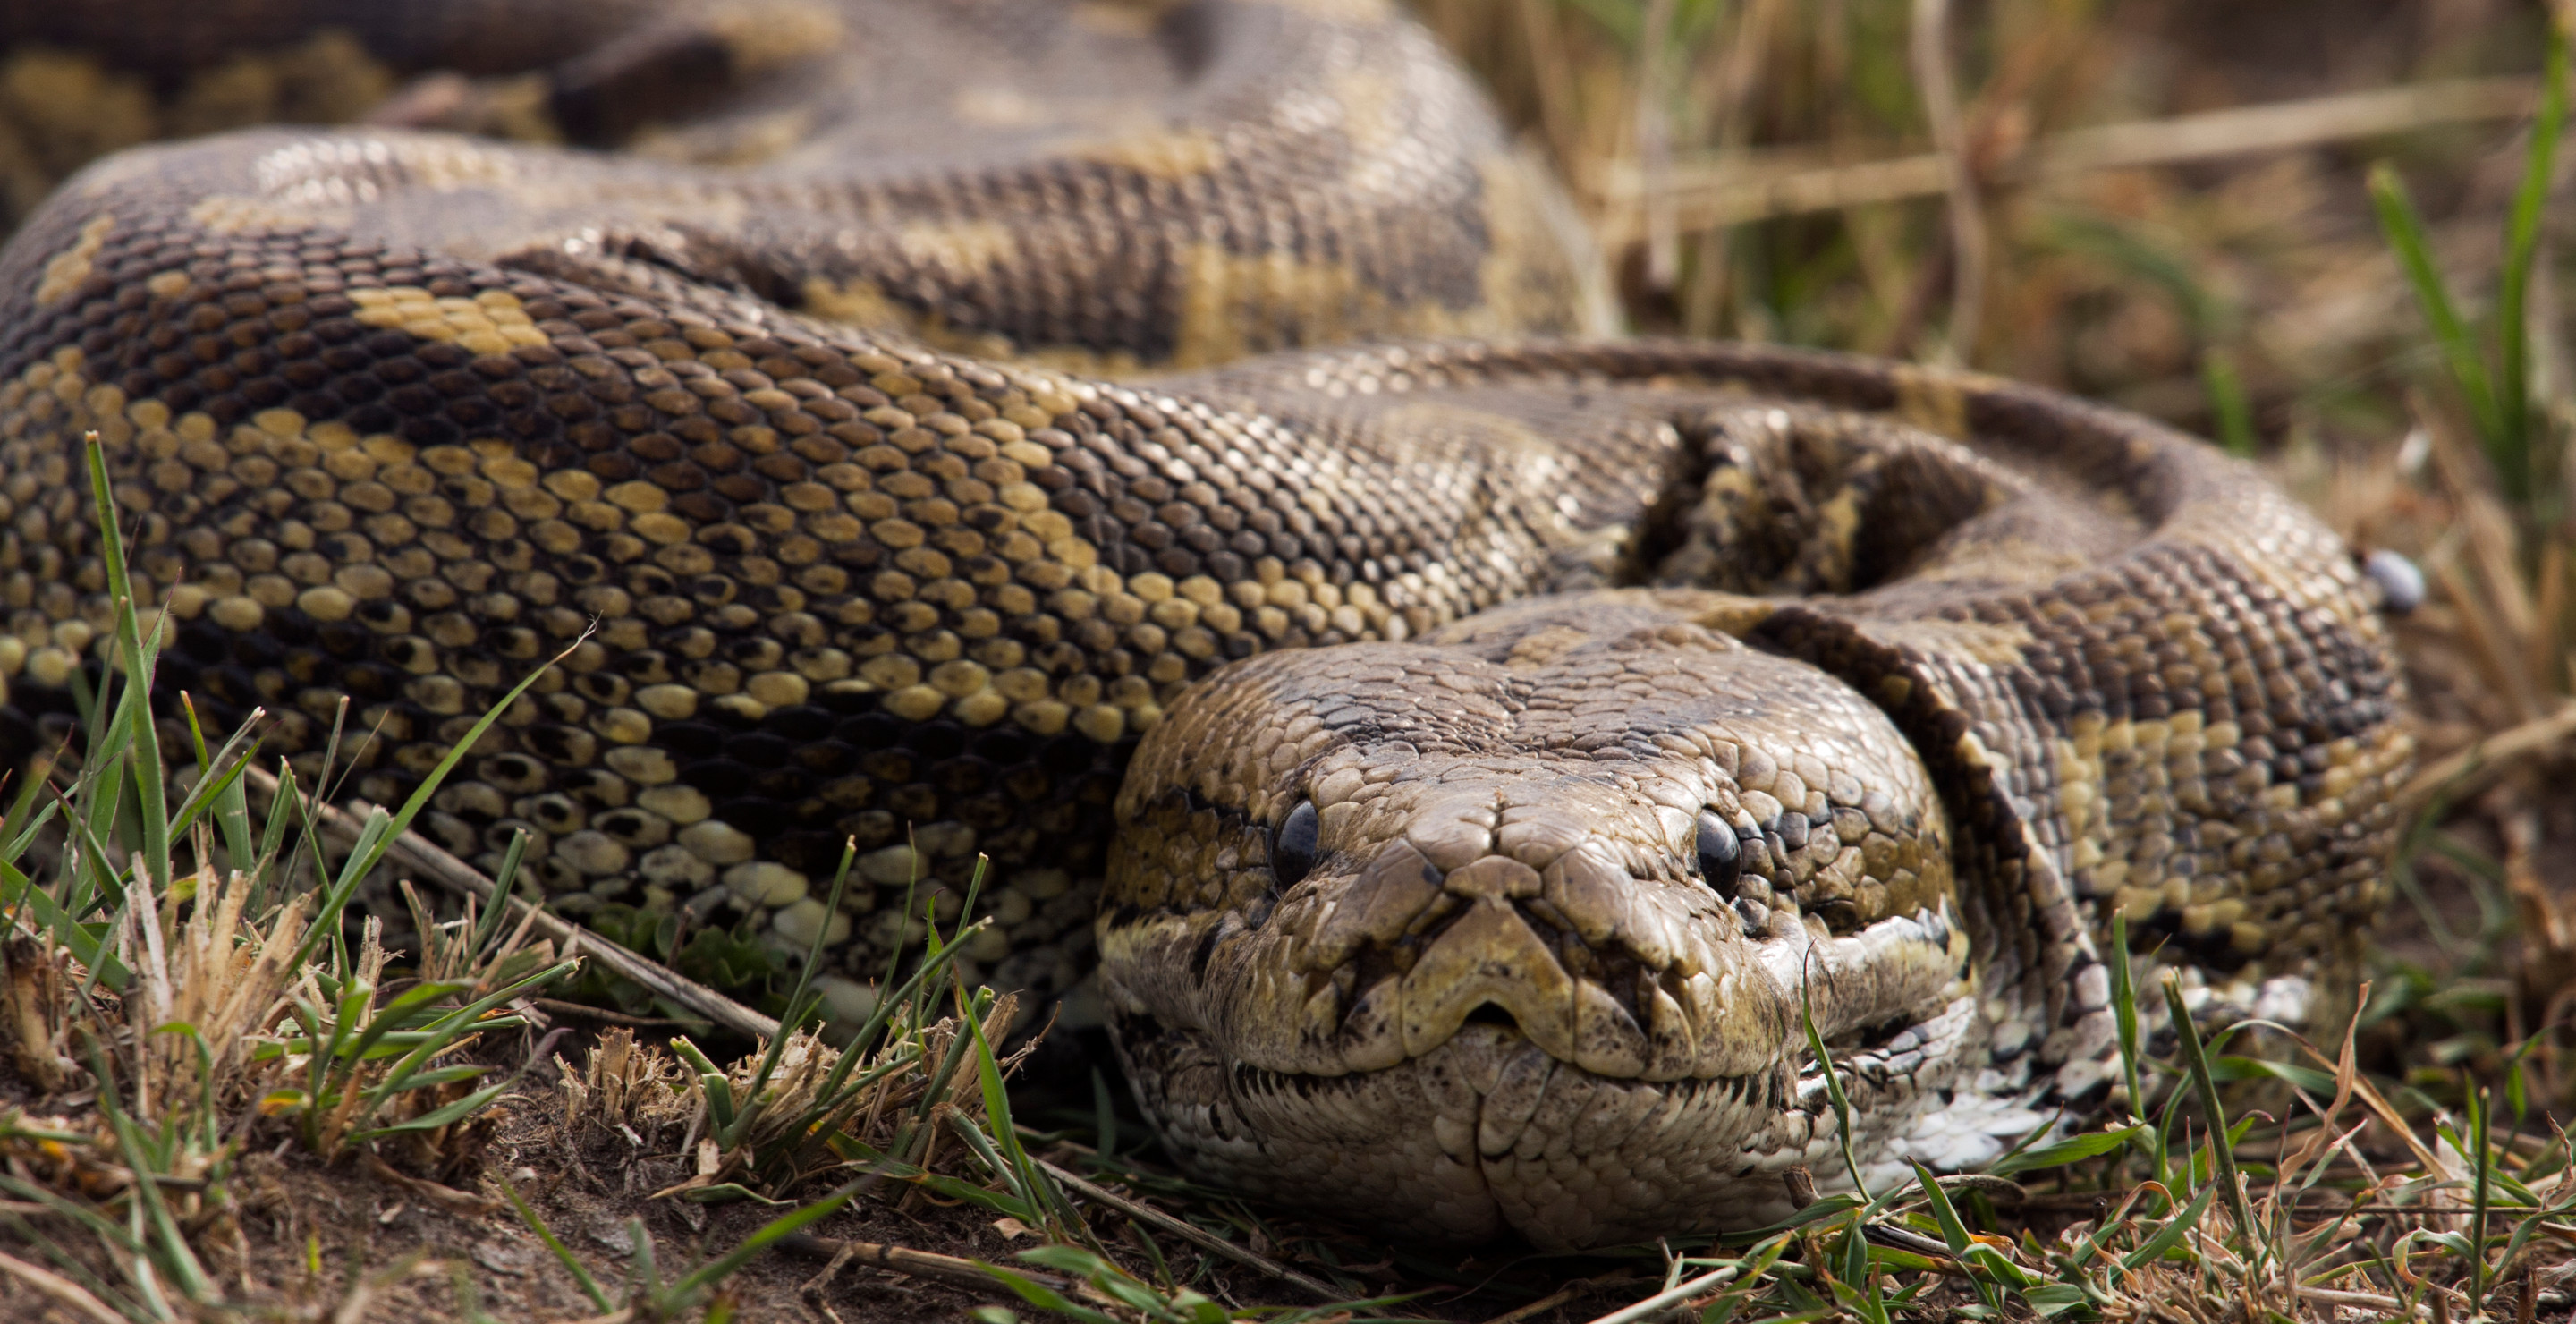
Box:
[1694,810,1741,895]
[1271,800,1320,886]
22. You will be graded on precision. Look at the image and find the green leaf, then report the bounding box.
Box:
[2495,18,2568,505]
[352,1082,507,1142]
[2369,163,2503,447]
[665,1175,868,1301]
[2161,974,2257,1262]
[979,1264,1117,1324]
[2199,348,2258,457]
[1799,974,1868,1200]
[2210,1056,2335,1096]
[2021,1282,2093,1318]
[335,980,471,1065]
[1991,1125,2146,1177]
[2121,1180,2216,1271]
[498,1174,612,1312]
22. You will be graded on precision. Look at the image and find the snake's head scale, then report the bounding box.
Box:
[1097,595,1977,1247]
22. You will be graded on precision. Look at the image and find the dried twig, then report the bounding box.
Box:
[1634,0,1680,293]
[241,767,780,1041]
[2400,701,2576,809]
[1583,1264,1746,1324]
[783,1235,1069,1294]
[1911,0,1984,363]
[530,998,695,1028]
[1590,75,2541,242]
[1479,1271,1641,1324]
[1034,1158,1343,1302]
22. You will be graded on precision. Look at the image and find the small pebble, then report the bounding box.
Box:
[2362,547,2424,615]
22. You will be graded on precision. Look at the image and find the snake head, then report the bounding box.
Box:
[1097,593,1977,1248]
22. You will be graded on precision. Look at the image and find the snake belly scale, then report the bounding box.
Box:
[0,0,2410,1247]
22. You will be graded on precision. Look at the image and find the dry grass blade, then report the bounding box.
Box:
[128,862,309,1118]
[0,1248,125,1324]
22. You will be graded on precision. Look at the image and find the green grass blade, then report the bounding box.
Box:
[940,1113,1038,1221]
[466,828,530,964]
[2199,348,2258,458]
[361,959,577,1111]
[0,856,114,979]
[92,1085,211,1301]
[665,1177,868,1302]
[1091,1068,1120,1161]
[2120,1180,2217,1271]
[286,633,592,974]
[2469,1083,2495,1305]
[330,980,470,1072]
[974,1264,1120,1324]
[0,792,62,872]
[623,1218,660,1301]
[163,707,261,850]
[2370,162,2504,448]
[2159,973,2256,1260]
[1799,972,1869,1200]
[83,437,173,898]
[352,1082,509,1142]
[1911,1164,2000,1311]
[497,1175,612,1312]
[727,839,857,1147]
[1988,1125,2146,1177]
[2496,18,2568,508]
[2107,913,2148,1128]
[255,755,298,873]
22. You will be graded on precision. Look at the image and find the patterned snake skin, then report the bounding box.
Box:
[0,0,2411,1248]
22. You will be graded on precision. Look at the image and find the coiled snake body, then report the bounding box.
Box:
[0,0,2411,1248]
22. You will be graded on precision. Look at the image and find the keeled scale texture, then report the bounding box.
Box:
[0,0,2410,1244]
[0,0,1600,1015]
[1098,345,2413,1245]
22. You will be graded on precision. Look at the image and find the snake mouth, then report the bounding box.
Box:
[1114,948,1984,1249]
[1104,830,1977,1244]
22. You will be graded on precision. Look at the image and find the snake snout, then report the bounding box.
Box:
[1290,792,1800,1082]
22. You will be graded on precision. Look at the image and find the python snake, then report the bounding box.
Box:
[0,0,2411,1248]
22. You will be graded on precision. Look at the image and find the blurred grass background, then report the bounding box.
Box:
[1419,0,2576,1113]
